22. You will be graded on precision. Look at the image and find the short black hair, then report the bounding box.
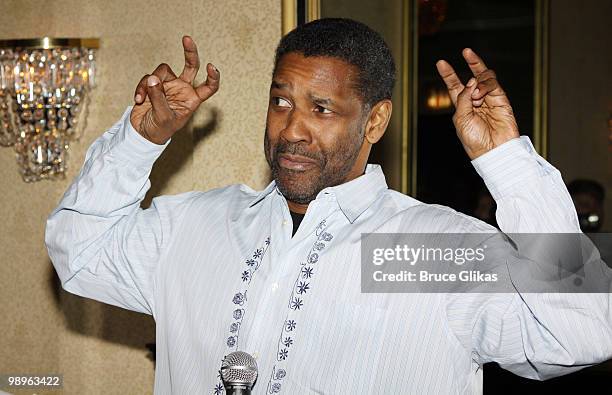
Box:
[568,179,605,203]
[274,18,396,109]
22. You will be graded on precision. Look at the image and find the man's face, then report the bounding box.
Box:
[265,52,369,205]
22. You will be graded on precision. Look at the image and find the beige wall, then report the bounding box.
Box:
[548,0,612,230]
[0,1,279,393]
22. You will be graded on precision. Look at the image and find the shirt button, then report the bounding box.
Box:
[271,282,279,292]
[282,220,288,226]
[252,351,260,360]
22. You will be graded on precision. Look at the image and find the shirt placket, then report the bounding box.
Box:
[264,200,337,394]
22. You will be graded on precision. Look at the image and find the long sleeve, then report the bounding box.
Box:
[45,107,196,315]
[445,136,612,380]
[472,136,580,233]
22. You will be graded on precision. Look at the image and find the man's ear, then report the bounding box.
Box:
[364,99,392,144]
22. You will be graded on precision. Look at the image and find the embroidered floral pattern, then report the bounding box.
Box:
[290,297,303,310]
[215,236,271,394]
[232,292,246,305]
[275,369,286,380]
[267,220,334,393]
[296,281,309,294]
[301,267,313,279]
[241,270,251,282]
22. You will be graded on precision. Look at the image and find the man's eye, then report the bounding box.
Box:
[315,105,332,114]
[273,97,291,107]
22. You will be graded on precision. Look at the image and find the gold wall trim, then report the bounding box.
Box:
[281,0,321,36]
[401,0,418,196]
[0,37,99,49]
[281,0,297,35]
[400,0,410,194]
[533,0,549,158]
[307,0,321,22]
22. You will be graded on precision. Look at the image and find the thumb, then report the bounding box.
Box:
[455,77,477,117]
[146,75,173,123]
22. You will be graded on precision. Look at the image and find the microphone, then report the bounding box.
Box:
[220,351,258,395]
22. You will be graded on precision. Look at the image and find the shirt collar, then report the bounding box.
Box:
[248,179,278,208]
[249,164,388,224]
[323,164,388,223]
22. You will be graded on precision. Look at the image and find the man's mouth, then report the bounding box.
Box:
[277,153,318,171]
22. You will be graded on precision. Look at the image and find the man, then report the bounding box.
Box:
[46,19,611,394]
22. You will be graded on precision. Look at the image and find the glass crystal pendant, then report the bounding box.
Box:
[0,38,98,182]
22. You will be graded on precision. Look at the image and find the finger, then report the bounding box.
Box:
[146,75,173,123]
[195,63,220,102]
[134,64,177,104]
[471,78,500,100]
[134,74,150,104]
[153,63,178,82]
[472,98,485,107]
[179,35,200,84]
[455,77,477,116]
[462,48,488,77]
[436,59,464,106]
[476,69,496,81]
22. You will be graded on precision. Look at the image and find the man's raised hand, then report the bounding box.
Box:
[436,48,519,160]
[130,36,220,145]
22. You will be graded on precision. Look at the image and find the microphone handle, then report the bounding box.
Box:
[225,387,251,395]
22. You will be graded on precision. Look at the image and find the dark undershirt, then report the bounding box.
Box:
[289,211,305,237]
[287,171,366,237]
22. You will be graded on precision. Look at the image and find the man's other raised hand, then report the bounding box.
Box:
[436,48,519,160]
[130,36,220,145]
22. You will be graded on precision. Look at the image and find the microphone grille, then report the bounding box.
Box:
[220,351,258,385]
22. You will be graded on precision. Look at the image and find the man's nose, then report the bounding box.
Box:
[281,109,312,144]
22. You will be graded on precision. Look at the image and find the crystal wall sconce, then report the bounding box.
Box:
[0,37,99,182]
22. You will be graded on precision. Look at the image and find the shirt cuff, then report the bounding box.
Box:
[471,136,553,200]
[108,106,170,166]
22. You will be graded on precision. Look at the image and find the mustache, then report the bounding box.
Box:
[273,141,324,164]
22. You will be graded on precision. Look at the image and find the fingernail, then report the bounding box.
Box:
[148,75,160,86]
[472,88,480,97]
[467,78,476,87]
[212,64,219,73]
[135,94,142,102]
